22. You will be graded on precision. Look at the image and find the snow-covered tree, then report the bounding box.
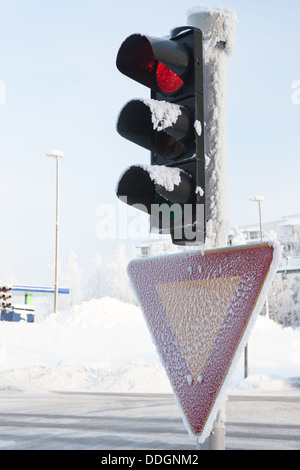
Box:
[60,250,84,308]
[268,273,300,327]
[106,244,137,305]
[85,253,109,301]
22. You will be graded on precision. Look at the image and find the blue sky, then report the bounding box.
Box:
[0,0,299,284]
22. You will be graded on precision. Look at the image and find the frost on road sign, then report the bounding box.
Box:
[127,242,281,442]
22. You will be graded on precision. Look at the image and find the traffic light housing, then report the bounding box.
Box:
[116,26,205,245]
[0,285,12,309]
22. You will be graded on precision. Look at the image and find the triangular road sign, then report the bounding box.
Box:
[128,242,281,442]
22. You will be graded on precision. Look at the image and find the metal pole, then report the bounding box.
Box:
[54,156,59,314]
[244,343,249,379]
[187,6,237,451]
[46,150,64,314]
[244,196,265,377]
[258,201,263,242]
[257,200,270,317]
[196,411,226,450]
[187,6,237,249]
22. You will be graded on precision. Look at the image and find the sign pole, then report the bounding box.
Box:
[186,6,238,450]
[196,412,225,450]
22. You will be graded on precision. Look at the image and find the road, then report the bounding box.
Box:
[0,391,299,450]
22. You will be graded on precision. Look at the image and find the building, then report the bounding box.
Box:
[230,214,300,257]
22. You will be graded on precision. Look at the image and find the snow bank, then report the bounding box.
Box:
[0,297,299,396]
[0,297,170,394]
[44,297,144,329]
[0,362,171,394]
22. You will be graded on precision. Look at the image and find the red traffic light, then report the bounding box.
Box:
[156,62,184,94]
[116,33,188,96]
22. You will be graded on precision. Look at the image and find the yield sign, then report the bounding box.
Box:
[127,242,280,442]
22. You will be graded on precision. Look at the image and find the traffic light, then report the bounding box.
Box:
[116,26,206,245]
[0,285,12,309]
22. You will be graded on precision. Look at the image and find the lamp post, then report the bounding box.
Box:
[250,195,264,242]
[244,195,266,378]
[250,195,269,317]
[46,150,64,313]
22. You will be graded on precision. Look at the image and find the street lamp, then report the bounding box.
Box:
[250,194,269,315]
[250,195,264,242]
[46,150,64,313]
[244,195,267,378]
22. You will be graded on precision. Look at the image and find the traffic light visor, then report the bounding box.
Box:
[116,34,189,95]
[117,99,191,160]
[117,164,195,212]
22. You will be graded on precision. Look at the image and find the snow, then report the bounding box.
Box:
[0,296,299,396]
[143,164,182,192]
[141,98,182,132]
[186,375,193,386]
[196,186,204,197]
[187,6,238,55]
[194,120,202,136]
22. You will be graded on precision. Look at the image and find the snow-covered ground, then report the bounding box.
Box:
[0,296,299,395]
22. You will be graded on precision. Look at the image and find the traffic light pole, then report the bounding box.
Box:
[186,6,237,450]
[187,6,237,249]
